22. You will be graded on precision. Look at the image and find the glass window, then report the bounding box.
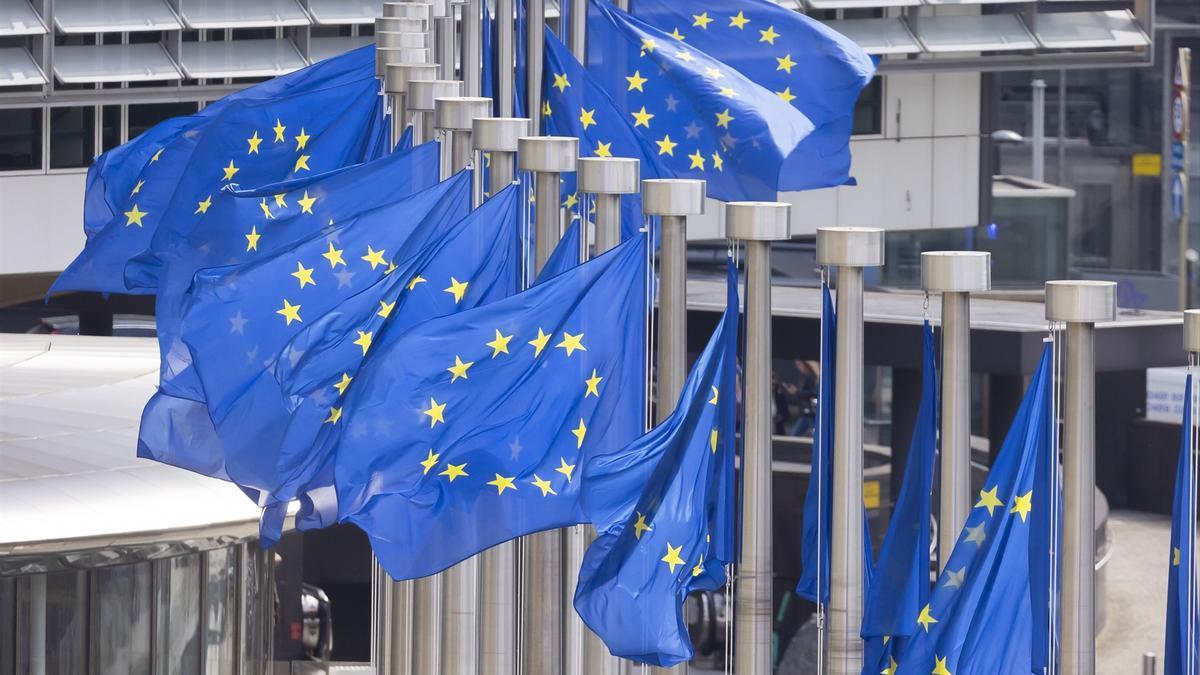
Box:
[204,548,237,671]
[93,563,152,675]
[102,105,122,151]
[0,108,42,171]
[155,556,201,675]
[0,577,15,675]
[49,106,96,169]
[853,77,883,136]
[128,102,198,141]
[241,544,269,674]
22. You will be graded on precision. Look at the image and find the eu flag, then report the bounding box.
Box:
[894,343,1053,674]
[51,48,388,296]
[334,236,648,579]
[573,258,738,666]
[1165,374,1198,675]
[536,218,582,284]
[628,0,876,190]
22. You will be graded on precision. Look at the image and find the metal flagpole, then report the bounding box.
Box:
[920,251,990,571]
[816,227,885,675]
[476,117,530,198]
[435,0,455,82]
[1185,310,1200,675]
[384,63,440,148]
[527,0,544,133]
[435,97,492,209]
[462,0,483,96]
[1045,280,1115,675]
[409,80,464,145]
[727,202,792,674]
[569,0,587,59]
[496,0,514,118]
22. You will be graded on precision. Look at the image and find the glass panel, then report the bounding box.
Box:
[0,108,42,171]
[44,571,87,675]
[853,77,883,136]
[93,563,153,675]
[0,577,15,675]
[240,544,269,675]
[155,556,202,675]
[128,102,197,140]
[102,105,122,151]
[49,106,96,169]
[204,548,237,674]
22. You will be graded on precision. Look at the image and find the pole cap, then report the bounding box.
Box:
[725,202,791,241]
[1186,310,1200,354]
[375,17,426,33]
[376,48,432,77]
[920,251,991,293]
[383,2,431,20]
[473,117,531,152]
[435,97,493,131]
[578,158,640,195]
[642,179,706,216]
[1044,280,1116,323]
[816,227,884,267]
[376,31,428,50]
[517,136,579,173]
[408,79,463,112]
[384,62,440,94]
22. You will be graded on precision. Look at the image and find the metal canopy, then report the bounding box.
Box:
[180,39,306,79]
[309,35,374,63]
[0,0,47,36]
[1033,10,1150,50]
[0,47,46,87]
[54,0,182,33]
[178,0,310,29]
[913,13,1038,53]
[307,0,383,24]
[53,43,182,84]
[806,0,920,10]
[829,18,921,55]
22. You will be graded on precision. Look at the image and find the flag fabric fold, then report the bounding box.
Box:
[1165,374,1198,675]
[536,219,582,284]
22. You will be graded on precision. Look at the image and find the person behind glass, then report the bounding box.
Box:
[772,370,797,435]
[789,360,818,437]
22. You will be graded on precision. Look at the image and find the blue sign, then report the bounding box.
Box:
[1173,142,1186,172]
[1173,172,1186,220]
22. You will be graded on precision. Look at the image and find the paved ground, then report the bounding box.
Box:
[1097,510,1172,675]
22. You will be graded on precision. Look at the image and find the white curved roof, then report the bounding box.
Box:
[0,334,263,555]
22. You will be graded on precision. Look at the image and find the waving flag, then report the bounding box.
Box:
[335,236,648,579]
[1165,374,1199,675]
[536,219,582,284]
[574,258,738,666]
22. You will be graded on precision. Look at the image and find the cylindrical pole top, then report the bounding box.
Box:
[408,80,464,112]
[376,16,426,33]
[1186,310,1200,354]
[578,158,640,195]
[517,136,578,173]
[378,46,432,68]
[473,117,531,152]
[384,62,441,94]
[1045,280,1117,323]
[816,227,884,267]
[643,179,706,216]
[921,251,991,293]
[383,2,431,20]
[377,31,429,50]
[435,97,493,131]
[725,202,791,241]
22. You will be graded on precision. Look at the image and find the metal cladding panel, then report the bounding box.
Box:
[806,0,920,11]
[309,35,374,64]
[0,0,47,36]
[914,13,1038,53]
[308,0,384,25]
[0,47,47,87]
[54,0,182,33]
[828,18,921,56]
[179,0,310,29]
[180,39,307,79]
[1034,10,1150,50]
[53,43,182,84]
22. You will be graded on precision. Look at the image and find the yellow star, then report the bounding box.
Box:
[881,656,898,675]
[123,204,148,227]
[719,87,737,98]
[528,328,551,356]
[260,198,273,219]
[276,299,302,325]
[709,386,719,405]
[487,329,513,357]
[322,242,345,268]
[656,134,677,156]
[542,100,553,117]
[531,474,557,496]
[447,355,474,382]
[130,179,144,196]
[759,25,780,44]
[676,49,694,62]
[1175,547,1182,566]
[291,261,316,288]
[444,277,469,303]
[294,155,311,172]
[661,543,686,574]
[488,474,517,494]
[377,299,395,319]
[571,418,587,448]
[362,246,387,270]
[729,10,750,29]
[274,193,287,208]
[975,486,1004,516]
[705,67,724,80]
[669,27,685,41]
[692,12,713,29]
[594,141,612,158]
[579,107,596,129]
[631,106,654,128]
[692,553,705,577]
[552,72,570,92]
[150,147,164,163]
[1010,490,1033,522]
[353,330,373,355]
[776,53,796,73]
[401,275,423,291]
[563,192,579,209]
[333,373,353,396]
[640,37,657,54]
[555,457,576,482]
[932,656,952,675]
[634,512,653,539]
[325,407,342,424]
[584,369,602,397]
[710,428,719,453]
[626,70,648,92]
[712,151,724,171]
[556,332,586,356]
[688,149,706,170]
[715,109,734,128]
[419,449,440,475]
[222,160,239,181]
[297,190,317,214]
[245,226,261,251]
[273,119,286,142]
[247,131,262,154]
[777,87,796,104]
[423,398,446,427]
[295,128,310,150]
[916,604,938,632]
[440,463,468,482]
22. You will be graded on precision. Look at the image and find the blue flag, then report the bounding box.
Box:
[574,258,738,666]
[894,343,1054,674]
[628,0,876,190]
[51,48,388,296]
[862,322,938,667]
[335,236,648,579]
[1165,374,1198,675]
[536,218,582,284]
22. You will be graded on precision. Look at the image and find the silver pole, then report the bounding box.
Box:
[496,0,514,117]
[1046,280,1116,675]
[388,575,412,675]
[385,63,441,147]
[817,227,885,675]
[1143,652,1158,675]
[463,0,482,96]
[475,117,530,199]
[920,251,990,571]
[569,0,586,61]
[436,16,455,80]
[1032,78,1046,183]
[727,203,792,675]
[527,0,544,132]
[410,80,465,146]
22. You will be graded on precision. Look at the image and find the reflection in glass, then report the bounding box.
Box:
[94,563,152,675]
[204,548,237,673]
[155,556,201,675]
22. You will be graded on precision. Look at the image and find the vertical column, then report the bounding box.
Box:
[816,227,885,675]
[384,63,441,149]
[409,80,464,145]
[496,0,514,117]
[475,117,531,198]
[518,136,578,272]
[1046,280,1116,675]
[435,96,493,209]
[527,0,545,131]
[577,157,639,255]
[462,0,483,96]
[920,251,991,571]
[568,0,587,60]
[1031,78,1046,182]
[727,202,793,675]
[436,12,456,80]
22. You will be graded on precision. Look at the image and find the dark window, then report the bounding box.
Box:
[853,77,883,136]
[128,102,198,140]
[102,106,122,151]
[129,31,162,45]
[232,28,277,40]
[0,108,43,171]
[49,106,96,169]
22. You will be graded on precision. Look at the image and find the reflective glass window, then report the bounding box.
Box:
[155,556,201,675]
[93,563,152,675]
[204,548,237,672]
[0,108,42,171]
[49,106,96,169]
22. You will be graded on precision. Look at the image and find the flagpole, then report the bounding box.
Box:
[434,0,455,81]
[436,96,492,209]
[463,0,483,96]
[569,0,587,59]
[409,80,464,145]
[384,63,440,148]
[496,0,514,117]
[1185,310,1200,675]
[920,251,990,571]
[527,0,544,132]
[727,202,792,675]
[817,227,884,675]
[1045,280,1115,675]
